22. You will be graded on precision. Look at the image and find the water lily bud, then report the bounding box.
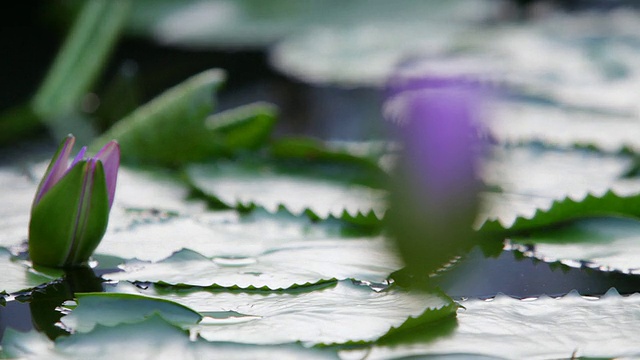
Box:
[29,135,120,268]
[384,57,489,276]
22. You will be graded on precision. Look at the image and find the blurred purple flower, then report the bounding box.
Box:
[384,73,485,214]
[383,56,490,274]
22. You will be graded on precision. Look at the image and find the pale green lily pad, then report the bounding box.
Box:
[186,161,387,220]
[486,101,640,153]
[110,281,456,346]
[509,217,640,274]
[2,315,336,360]
[477,147,640,231]
[0,248,63,295]
[103,229,402,288]
[341,290,640,359]
[60,292,202,333]
[97,209,363,262]
[107,166,207,232]
[478,190,640,233]
[129,0,487,50]
[0,166,38,249]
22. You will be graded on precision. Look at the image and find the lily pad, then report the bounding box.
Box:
[185,160,387,220]
[0,166,37,249]
[109,166,206,219]
[486,101,640,153]
[60,292,202,333]
[113,281,456,346]
[2,315,336,360]
[0,248,62,295]
[479,190,640,233]
[510,217,640,274]
[102,230,402,288]
[97,209,370,262]
[477,146,640,231]
[341,290,640,359]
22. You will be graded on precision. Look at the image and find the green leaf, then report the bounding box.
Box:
[109,166,206,216]
[342,290,640,359]
[509,217,640,274]
[112,281,456,346]
[32,0,130,120]
[206,102,277,153]
[487,101,640,153]
[0,247,62,295]
[185,160,387,221]
[0,166,37,250]
[60,292,202,332]
[97,209,377,262]
[2,315,337,359]
[479,190,640,233]
[102,227,401,288]
[91,69,226,165]
[478,147,640,232]
[269,137,390,171]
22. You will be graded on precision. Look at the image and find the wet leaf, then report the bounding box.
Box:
[0,248,62,295]
[60,292,202,332]
[0,166,37,249]
[487,101,640,153]
[477,147,640,232]
[186,160,387,221]
[341,290,640,359]
[102,230,401,288]
[479,190,640,233]
[2,315,336,360]
[97,209,374,262]
[112,281,456,346]
[109,166,205,217]
[510,217,640,274]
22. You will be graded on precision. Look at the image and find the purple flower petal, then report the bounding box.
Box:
[94,140,120,208]
[71,146,88,168]
[34,135,76,205]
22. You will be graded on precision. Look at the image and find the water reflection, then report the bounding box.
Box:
[433,246,640,299]
[0,265,104,341]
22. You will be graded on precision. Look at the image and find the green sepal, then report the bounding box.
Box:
[69,161,110,266]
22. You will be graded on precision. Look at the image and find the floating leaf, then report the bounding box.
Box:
[486,101,640,153]
[477,147,640,232]
[0,166,37,249]
[0,248,62,295]
[2,315,336,360]
[186,160,387,220]
[114,281,456,346]
[60,292,202,332]
[103,231,401,288]
[109,166,206,218]
[510,217,640,274]
[479,190,640,233]
[342,290,640,359]
[97,209,372,262]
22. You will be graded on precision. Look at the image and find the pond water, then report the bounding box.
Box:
[4,245,640,343]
